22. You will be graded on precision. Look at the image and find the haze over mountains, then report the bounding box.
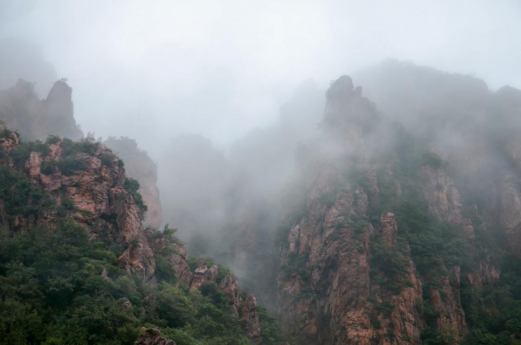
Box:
[2,1,521,344]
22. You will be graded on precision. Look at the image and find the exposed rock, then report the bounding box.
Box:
[42,80,83,140]
[2,129,157,282]
[241,294,262,344]
[204,265,219,281]
[104,137,163,229]
[219,274,242,315]
[146,229,193,286]
[190,264,208,291]
[0,79,83,141]
[380,212,397,245]
[420,164,464,224]
[134,329,176,345]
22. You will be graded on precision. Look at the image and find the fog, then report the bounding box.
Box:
[1,0,520,152]
[2,0,521,307]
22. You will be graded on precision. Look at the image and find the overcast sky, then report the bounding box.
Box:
[1,0,520,153]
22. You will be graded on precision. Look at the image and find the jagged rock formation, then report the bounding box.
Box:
[187,259,263,339]
[0,79,163,231]
[135,329,176,345]
[0,126,265,343]
[0,126,156,281]
[0,79,83,141]
[276,72,521,344]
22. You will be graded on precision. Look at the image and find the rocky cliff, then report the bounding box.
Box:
[0,79,164,231]
[104,136,163,229]
[0,79,83,141]
[0,125,270,344]
[276,73,521,344]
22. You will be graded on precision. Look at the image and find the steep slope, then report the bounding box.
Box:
[104,136,163,229]
[276,73,521,344]
[0,79,164,231]
[0,126,287,345]
[158,82,324,307]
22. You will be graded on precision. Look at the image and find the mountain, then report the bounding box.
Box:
[0,79,82,141]
[0,123,287,343]
[275,65,521,344]
[3,61,521,345]
[0,78,164,232]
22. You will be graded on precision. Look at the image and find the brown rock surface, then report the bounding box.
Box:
[134,329,176,345]
[241,294,262,344]
[104,137,163,229]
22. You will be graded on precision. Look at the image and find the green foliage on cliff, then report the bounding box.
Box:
[0,221,286,345]
[372,139,521,344]
[56,157,87,176]
[370,236,411,294]
[60,138,98,157]
[124,178,147,214]
[0,134,286,345]
[0,166,54,227]
[10,140,50,166]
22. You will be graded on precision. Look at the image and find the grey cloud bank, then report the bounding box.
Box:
[0,0,520,154]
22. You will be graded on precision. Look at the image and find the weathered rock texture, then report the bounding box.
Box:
[0,126,264,343]
[104,137,163,229]
[276,74,515,344]
[0,79,163,231]
[134,328,176,345]
[0,79,83,141]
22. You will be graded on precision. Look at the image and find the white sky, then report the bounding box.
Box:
[1,0,520,153]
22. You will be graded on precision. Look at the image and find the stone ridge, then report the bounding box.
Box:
[0,126,263,343]
[276,76,508,344]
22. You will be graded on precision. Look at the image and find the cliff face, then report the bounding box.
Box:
[276,74,519,344]
[104,137,163,229]
[0,126,156,281]
[0,80,163,231]
[0,126,265,343]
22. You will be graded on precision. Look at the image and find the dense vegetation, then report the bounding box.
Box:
[0,220,276,345]
[0,133,287,345]
[124,178,148,214]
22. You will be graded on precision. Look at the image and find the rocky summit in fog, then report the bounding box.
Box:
[3,59,521,345]
[151,61,521,344]
[273,63,521,344]
[0,122,280,344]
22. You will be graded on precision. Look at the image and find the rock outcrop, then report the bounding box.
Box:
[276,74,515,344]
[0,79,83,141]
[0,125,265,344]
[0,79,163,231]
[241,294,262,344]
[277,77,383,344]
[0,129,157,281]
[134,329,176,345]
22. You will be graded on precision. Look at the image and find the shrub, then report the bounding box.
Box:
[10,141,50,165]
[99,152,117,168]
[45,136,61,145]
[40,160,56,175]
[60,138,98,157]
[56,158,87,176]
[370,237,410,294]
[124,178,147,214]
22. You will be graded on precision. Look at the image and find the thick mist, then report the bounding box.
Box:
[2,0,521,309]
[1,0,520,153]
